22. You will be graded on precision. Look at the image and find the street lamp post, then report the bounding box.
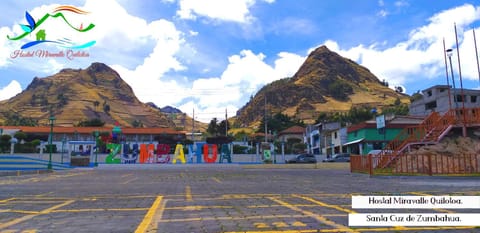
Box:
[94,130,99,167]
[442,39,452,110]
[47,115,55,170]
[446,49,458,110]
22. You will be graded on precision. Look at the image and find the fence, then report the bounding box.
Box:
[351,154,480,176]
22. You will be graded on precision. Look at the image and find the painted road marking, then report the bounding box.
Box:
[2,192,479,232]
[211,177,222,183]
[0,200,74,230]
[0,230,37,233]
[292,221,307,227]
[225,226,478,233]
[34,192,53,198]
[51,208,149,213]
[158,214,309,223]
[0,198,15,203]
[185,185,192,202]
[253,222,269,228]
[272,222,289,228]
[293,194,357,214]
[135,195,164,233]
[268,197,358,233]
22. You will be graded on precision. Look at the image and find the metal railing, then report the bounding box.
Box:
[351,153,480,176]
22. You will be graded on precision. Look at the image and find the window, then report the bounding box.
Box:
[427,90,432,96]
[456,95,465,102]
[471,96,477,103]
[425,101,437,110]
[334,132,337,139]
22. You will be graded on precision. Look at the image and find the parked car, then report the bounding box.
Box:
[285,154,317,163]
[367,150,393,156]
[322,153,350,162]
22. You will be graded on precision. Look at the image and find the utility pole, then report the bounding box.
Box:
[454,23,467,137]
[264,95,267,143]
[191,108,195,141]
[225,108,228,136]
[474,28,480,85]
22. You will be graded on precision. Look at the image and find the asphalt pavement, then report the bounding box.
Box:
[0,163,479,233]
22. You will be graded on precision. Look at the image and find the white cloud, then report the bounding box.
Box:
[395,0,409,8]
[0,80,22,101]
[377,10,388,17]
[176,0,274,23]
[323,4,480,90]
[176,50,304,122]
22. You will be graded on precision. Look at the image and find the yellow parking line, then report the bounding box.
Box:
[268,197,358,233]
[165,205,233,210]
[212,177,222,183]
[0,200,74,230]
[0,198,15,203]
[158,214,308,223]
[6,210,40,214]
[225,226,476,233]
[247,204,317,208]
[135,195,164,233]
[34,192,54,197]
[293,194,356,214]
[350,226,476,232]
[185,185,192,202]
[52,208,149,213]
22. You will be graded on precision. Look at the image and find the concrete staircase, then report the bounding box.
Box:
[376,109,457,168]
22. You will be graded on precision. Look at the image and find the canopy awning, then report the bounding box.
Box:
[344,138,364,146]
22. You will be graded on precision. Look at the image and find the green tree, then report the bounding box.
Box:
[14,131,27,142]
[328,80,353,101]
[77,118,105,127]
[257,113,304,134]
[0,135,12,153]
[410,91,423,103]
[394,97,401,106]
[132,119,143,128]
[4,113,38,126]
[207,118,219,136]
[218,120,230,136]
[57,93,68,107]
[382,104,409,116]
[94,100,100,112]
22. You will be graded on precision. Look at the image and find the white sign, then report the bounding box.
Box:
[349,213,480,226]
[376,115,385,129]
[352,196,480,209]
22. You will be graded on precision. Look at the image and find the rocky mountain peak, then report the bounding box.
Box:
[235,45,409,127]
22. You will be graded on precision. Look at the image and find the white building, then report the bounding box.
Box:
[305,122,346,156]
[409,85,480,116]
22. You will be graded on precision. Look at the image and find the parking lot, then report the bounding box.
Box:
[0,164,479,233]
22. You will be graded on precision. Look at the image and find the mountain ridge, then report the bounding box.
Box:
[235,45,410,127]
[0,63,177,128]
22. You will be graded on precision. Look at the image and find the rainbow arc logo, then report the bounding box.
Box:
[7,5,96,49]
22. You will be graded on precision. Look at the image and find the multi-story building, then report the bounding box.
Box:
[305,122,343,156]
[345,115,423,155]
[409,85,480,116]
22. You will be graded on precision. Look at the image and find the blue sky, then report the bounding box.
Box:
[1,0,479,122]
